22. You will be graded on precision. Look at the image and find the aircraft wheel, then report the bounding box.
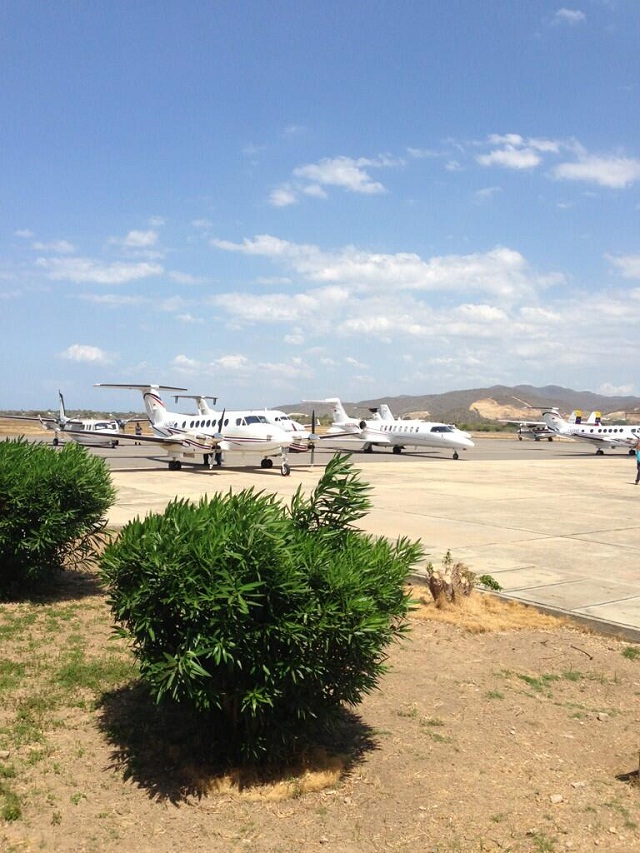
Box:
[52,437,59,446]
[169,460,182,470]
[261,458,274,469]
[548,437,553,442]
[518,435,523,441]
[392,445,402,455]
[453,451,459,460]
[596,449,604,456]
[111,440,119,448]
[281,462,291,477]
[629,448,636,456]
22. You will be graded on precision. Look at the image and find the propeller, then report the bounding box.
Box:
[215,408,226,440]
[309,409,318,467]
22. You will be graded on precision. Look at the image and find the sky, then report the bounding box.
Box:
[1,0,639,413]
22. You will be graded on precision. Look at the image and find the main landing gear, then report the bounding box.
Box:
[260,456,291,476]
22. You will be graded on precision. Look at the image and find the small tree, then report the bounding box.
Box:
[0,438,116,597]
[101,453,424,763]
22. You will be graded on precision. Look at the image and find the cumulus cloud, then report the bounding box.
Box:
[32,240,76,253]
[60,344,112,364]
[269,154,401,206]
[477,134,560,170]
[553,155,640,188]
[212,234,561,299]
[553,8,586,26]
[36,257,164,284]
[121,229,159,249]
[606,254,640,279]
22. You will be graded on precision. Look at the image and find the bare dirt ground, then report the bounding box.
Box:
[2,418,640,851]
[1,568,640,853]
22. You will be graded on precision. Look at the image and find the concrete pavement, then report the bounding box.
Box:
[105,440,640,641]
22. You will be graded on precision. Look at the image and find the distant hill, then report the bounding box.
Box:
[280,385,640,425]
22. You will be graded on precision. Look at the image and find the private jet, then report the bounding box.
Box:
[312,398,474,459]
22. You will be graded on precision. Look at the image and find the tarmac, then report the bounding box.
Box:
[104,437,640,642]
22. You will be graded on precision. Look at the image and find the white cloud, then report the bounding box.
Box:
[214,354,250,370]
[32,240,76,253]
[36,257,164,284]
[172,354,200,372]
[121,229,159,249]
[553,8,586,26]
[553,155,640,188]
[478,147,542,170]
[292,156,389,194]
[176,313,204,324]
[269,186,298,207]
[15,229,34,238]
[212,234,561,299]
[78,294,146,307]
[60,344,112,364]
[606,254,640,279]
[269,154,402,206]
[599,383,633,396]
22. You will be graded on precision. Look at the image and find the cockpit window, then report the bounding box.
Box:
[430,425,454,433]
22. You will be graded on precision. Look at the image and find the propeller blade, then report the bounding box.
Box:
[215,408,226,440]
[310,409,317,467]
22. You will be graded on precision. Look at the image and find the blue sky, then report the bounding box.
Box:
[2,1,639,412]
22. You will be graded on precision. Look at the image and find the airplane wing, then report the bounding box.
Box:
[3,414,60,430]
[498,419,547,427]
[65,429,223,451]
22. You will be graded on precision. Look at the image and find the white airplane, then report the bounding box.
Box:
[542,408,640,455]
[499,409,602,442]
[95,384,301,475]
[312,398,474,459]
[5,390,122,447]
[174,394,313,453]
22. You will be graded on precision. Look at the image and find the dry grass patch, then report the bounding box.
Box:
[410,582,566,633]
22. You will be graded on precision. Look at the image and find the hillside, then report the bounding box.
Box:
[280,384,640,425]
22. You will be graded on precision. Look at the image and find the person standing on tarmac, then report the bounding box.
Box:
[635,437,640,485]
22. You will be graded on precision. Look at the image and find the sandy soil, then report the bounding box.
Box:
[1,570,639,853]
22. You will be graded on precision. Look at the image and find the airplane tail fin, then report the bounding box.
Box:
[586,410,602,425]
[542,408,568,434]
[95,383,187,428]
[378,403,394,421]
[568,410,583,424]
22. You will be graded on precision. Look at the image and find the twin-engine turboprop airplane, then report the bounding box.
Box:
[313,398,474,459]
[174,394,313,453]
[542,409,640,454]
[94,384,299,475]
[5,390,122,447]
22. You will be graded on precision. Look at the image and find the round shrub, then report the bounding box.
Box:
[0,437,116,596]
[100,454,424,763]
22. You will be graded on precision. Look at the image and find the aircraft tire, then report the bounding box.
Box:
[281,462,291,477]
[453,451,459,460]
[169,460,182,470]
[261,458,274,469]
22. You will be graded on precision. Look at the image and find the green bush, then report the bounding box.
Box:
[100,453,424,763]
[0,438,116,596]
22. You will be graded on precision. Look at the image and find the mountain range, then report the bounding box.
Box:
[281,385,640,425]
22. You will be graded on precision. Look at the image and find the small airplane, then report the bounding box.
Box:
[499,410,602,442]
[310,398,474,459]
[4,390,122,447]
[542,408,640,454]
[94,384,308,475]
[174,394,314,453]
